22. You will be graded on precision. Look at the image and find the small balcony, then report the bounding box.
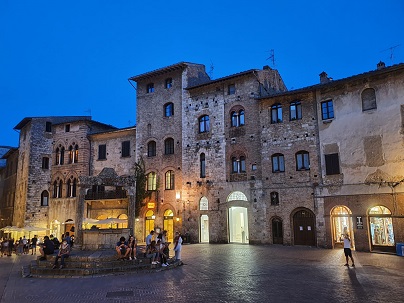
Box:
[85,190,127,200]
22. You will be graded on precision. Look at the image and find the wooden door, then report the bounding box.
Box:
[293,210,315,246]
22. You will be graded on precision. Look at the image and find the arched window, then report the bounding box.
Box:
[368,205,394,246]
[272,153,285,172]
[164,138,174,155]
[55,147,60,165]
[147,172,157,191]
[271,104,282,123]
[68,145,73,164]
[362,88,377,111]
[296,150,310,171]
[41,191,49,206]
[199,115,210,133]
[147,141,156,157]
[67,177,77,198]
[227,191,248,202]
[165,170,174,190]
[270,192,279,205]
[60,147,65,165]
[53,180,58,198]
[200,153,206,178]
[290,101,302,120]
[200,196,209,210]
[164,102,174,117]
[231,156,246,173]
[231,109,245,127]
[74,145,78,163]
[58,180,63,198]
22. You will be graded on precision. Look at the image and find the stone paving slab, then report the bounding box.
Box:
[1,245,403,303]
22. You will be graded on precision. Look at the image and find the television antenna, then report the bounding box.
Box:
[380,44,400,64]
[266,49,275,67]
[208,61,214,79]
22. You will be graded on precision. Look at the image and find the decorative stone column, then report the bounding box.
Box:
[126,186,136,235]
[75,184,87,249]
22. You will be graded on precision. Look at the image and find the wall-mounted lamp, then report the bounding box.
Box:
[151,215,156,220]
[176,192,181,200]
[136,218,140,222]
[176,217,180,222]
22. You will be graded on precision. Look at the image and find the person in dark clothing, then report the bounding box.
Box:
[39,236,54,261]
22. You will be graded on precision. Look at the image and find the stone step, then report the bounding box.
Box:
[28,252,181,278]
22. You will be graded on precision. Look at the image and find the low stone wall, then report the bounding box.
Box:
[82,228,131,250]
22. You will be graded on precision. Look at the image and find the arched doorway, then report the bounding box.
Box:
[64,219,75,238]
[227,191,249,244]
[145,210,155,238]
[331,206,354,248]
[229,207,248,243]
[369,205,395,252]
[272,217,283,244]
[163,209,174,243]
[293,209,316,246]
[200,214,209,243]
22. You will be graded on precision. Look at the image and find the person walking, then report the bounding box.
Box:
[31,235,38,255]
[343,233,355,267]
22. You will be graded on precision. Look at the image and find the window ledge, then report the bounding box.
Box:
[322,119,334,124]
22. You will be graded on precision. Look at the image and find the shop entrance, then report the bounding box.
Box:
[229,207,249,243]
[163,209,174,243]
[369,205,395,253]
[293,209,316,246]
[272,217,283,244]
[331,206,354,248]
[200,214,209,243]
[145,210,155,239]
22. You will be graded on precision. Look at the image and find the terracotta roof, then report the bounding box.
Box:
[259,63,404,99]
[128,62,204,81]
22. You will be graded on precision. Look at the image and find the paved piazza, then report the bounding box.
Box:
[1,244,403,303]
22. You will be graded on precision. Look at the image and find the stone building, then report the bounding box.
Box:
[0,147,18,229]
[314,62,404,252]
[2,61,404,253]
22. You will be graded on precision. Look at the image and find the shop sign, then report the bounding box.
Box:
[356,216,363,229]
[147,202,155,209]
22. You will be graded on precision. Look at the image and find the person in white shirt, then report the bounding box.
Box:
[343,233,355,267]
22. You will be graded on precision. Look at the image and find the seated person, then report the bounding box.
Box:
[158,240,169,267]
[146,240,158,264]
[128,235,137,260]
[39,236,55,260]
[52,239,71,269]
[116,236,130,259]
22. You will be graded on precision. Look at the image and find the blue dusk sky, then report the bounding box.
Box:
[1,0,403,147]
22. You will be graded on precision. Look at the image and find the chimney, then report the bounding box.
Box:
[263,65,272,70]
[319,71,332,84]
[377,61,386,70]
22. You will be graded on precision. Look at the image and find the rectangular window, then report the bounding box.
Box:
[65,124,70,132]
[98,144,107,160]
[325,153,340,175]
[321,100,334,120]
[147,83,154,93]
[45,121,52,132]
[42,157,49,169]
[122,141,130,157]
[228,84,236,95]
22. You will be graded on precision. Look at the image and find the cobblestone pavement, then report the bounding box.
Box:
[1,244,403,303]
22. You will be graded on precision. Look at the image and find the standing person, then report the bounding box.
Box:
[52,239,71,269]
[343,233,355,267]
[31,235,38,255]
[173,231,183,262]
[39,236,55,261]
[17,237,24,255]
[22,236,28,254]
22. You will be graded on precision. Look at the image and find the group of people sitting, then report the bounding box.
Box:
[115,230,183,267]
[39,232,73,269]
